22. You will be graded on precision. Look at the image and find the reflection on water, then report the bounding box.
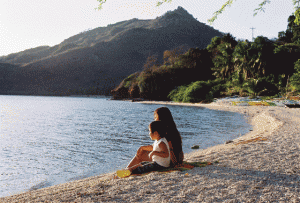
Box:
[0,96,251,197]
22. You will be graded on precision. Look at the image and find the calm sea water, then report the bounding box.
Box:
[0,95,251,197]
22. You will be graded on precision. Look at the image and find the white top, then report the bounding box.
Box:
[152,138,170,167]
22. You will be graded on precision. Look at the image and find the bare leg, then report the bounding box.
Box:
[127,162,142,172]
[118,147,152,178]
[117,162,143,178]
[127,149,151,168]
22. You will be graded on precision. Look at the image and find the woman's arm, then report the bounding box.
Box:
[168,141,184,167]
[168,141,177,166]
[178,151,184,165]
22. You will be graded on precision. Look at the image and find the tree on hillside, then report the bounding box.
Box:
[273,43,300,87]
[143,55,159,72]
[232,40,252,81]
[207,33,237,79]
[289,59,300,92]
[96,0,300,25]
[248,36,275,78]
[278,13,300,44]
[163,45,187,65]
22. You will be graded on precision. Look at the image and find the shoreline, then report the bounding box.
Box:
[1,102,300,202]
[138,101,283,160]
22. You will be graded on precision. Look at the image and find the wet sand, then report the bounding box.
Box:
[1,102,300,202]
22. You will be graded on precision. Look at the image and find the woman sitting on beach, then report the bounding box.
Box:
[117,121,170,177]
[126,107,183,169]
[154,107,184,167]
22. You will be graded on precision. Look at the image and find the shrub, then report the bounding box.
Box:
[289,73,300,92]
[123,72,140,88]
[168,81,215,103]
[112,72,140,99]
[255,77,279,96]
[210,79,226,98]
[289,59,300,93]
[168,86,188,102]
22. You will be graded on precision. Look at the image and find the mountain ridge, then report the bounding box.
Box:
[0,6,224,96]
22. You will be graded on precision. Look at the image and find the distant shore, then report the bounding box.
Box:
[1,102,300,202]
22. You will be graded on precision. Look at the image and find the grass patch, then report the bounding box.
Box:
[231,101,247,106]
[235,137,268,145]
[248,101,271,106]
[266,102,276,106]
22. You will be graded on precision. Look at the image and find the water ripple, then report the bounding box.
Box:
[0,96,251,197]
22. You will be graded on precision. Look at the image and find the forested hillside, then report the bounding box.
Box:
[113,11,300,102]
[0,7,223,96]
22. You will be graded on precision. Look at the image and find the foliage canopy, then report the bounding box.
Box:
[112,10,300,102]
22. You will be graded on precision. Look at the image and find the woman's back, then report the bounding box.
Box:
[154,107,183,166]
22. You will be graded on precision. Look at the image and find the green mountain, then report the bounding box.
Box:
[0,7,223,96]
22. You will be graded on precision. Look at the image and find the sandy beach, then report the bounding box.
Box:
[1,101,300,202]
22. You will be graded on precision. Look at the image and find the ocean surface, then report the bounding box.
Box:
[0,95,252,197]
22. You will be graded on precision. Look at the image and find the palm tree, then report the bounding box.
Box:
[207,33,237,80]
[247,36,274,79]
[232,40,252,81]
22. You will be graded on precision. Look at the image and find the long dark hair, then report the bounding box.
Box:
[154,107,182,152]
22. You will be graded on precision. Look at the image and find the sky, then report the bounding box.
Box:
[0,0,296,57]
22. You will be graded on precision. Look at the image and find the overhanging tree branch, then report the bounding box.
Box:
[96,0,107,10]
[96,0,300,25]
